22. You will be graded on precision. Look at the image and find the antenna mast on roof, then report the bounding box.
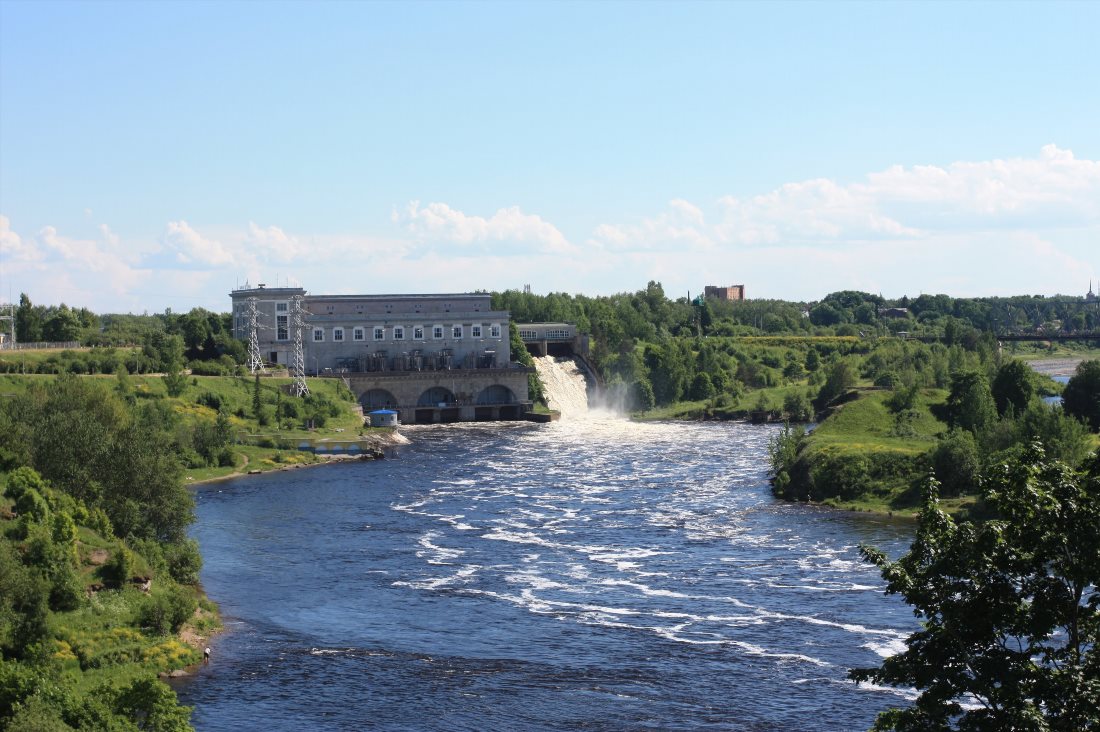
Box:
[291,295,310,396]
[246,297,267,375]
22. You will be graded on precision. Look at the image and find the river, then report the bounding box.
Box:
[174,411,918,731]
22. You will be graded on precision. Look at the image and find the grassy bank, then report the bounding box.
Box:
[1,482,220,729]
[775,388,950,517]
[0,370,387,728]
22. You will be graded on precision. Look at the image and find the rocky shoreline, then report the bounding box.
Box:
[1024,357,1084,378]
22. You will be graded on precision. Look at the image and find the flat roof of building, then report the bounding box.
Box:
[307,293,488,300]
[230,289,489,300]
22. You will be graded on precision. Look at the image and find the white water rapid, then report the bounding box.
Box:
[532,355,590,419]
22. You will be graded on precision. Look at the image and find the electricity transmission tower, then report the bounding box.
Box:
[0,301,14,350]
[291,295,310,396]
[246,297,267,375]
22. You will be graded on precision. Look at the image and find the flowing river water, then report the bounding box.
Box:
[175,360,918,731]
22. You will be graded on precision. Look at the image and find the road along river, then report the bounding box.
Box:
[175,415,918,731]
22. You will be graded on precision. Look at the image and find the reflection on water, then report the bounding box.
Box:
[176,418,916,731]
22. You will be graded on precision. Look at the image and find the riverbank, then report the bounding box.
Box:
[1021,356,1084,378]
[185,430,408,486]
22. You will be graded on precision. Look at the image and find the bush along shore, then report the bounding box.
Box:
[0,370,387,730]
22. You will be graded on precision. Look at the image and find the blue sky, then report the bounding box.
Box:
[2,0,1098,313]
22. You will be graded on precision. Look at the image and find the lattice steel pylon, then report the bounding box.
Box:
[291,295,310,396]
[246,297,267,375]
[0,301,14,350]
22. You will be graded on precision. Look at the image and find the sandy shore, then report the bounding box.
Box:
[1025,357,1084,378]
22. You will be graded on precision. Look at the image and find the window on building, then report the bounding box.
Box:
[452,325,463,339]
[413,326,424,340]
[276,302,288,312]
[277,315,289,341]
[490,324,501,338]
[326,305,335,313]
[547,329,570,339]
[313,328,324,342]
[393,326,404,340]
[373,327,385,341]
[333,328,344,342]
[353,327,365,341]
[519,329,537,340]
[433,325,444,339]
[471,325,482,338]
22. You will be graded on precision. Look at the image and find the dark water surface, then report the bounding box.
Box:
[175,418,917,731]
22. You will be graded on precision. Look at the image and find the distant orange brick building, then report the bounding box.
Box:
[704,284,746,301]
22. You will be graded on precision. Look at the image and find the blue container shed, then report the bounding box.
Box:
[369,409,399,428]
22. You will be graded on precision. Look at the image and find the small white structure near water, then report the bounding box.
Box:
[369,409,399,428]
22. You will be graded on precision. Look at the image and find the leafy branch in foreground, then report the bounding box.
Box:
[851,444,1100,731]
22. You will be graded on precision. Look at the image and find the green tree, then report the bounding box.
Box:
[991,359,1035,417]
[851,445,1100,731]
[41,304,84,342]
[930,429,980,497]
[814,360,857,410]
[113,677,192,732]
[1062,359,1100,431]
[782,391,813,422]
[0,542,50,658]
[688,372,716,400]
[631,378,655,411]
[162,368,187,398]
[945,370,997,433]
[809,303,844,327]
[15,293,44,343]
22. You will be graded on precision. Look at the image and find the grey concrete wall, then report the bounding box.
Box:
[344,368,531,424]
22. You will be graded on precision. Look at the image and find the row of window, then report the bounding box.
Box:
[518,329,572,340]
[275,301,478,315]
[309,323,502,343]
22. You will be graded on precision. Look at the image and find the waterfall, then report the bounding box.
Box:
[532,355,590,419]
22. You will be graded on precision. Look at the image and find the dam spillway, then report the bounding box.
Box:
[532,355,590,419]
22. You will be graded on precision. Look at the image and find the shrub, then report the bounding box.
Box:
[164,540,202,586]
[194,391,223,411]
[930,430,981,497]
[104,546,136,588]
[782,391,814,422]
[138,585,197,635]
[15,489,50,524]
[4,466,48,503]
[689,373,716,400]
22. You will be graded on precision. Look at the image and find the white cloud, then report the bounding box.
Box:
[4,146,1098,312]
[590,197,717,252]
[396,201,576,254]
[588,145,1099,254]
[0,214,41,263]
[161,220,242,268]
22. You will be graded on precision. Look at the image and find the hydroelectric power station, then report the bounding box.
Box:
[230,285,533,424]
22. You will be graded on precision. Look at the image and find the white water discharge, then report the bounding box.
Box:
[533,355,590,419]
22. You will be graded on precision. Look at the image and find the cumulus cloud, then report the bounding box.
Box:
[161,220,242,268]
[591,197,716,252]
[1,214,41,263]
[580,145,1100,298]
[396,201,576,254]
[588,145,1100,254]
[5,145,1098,311]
